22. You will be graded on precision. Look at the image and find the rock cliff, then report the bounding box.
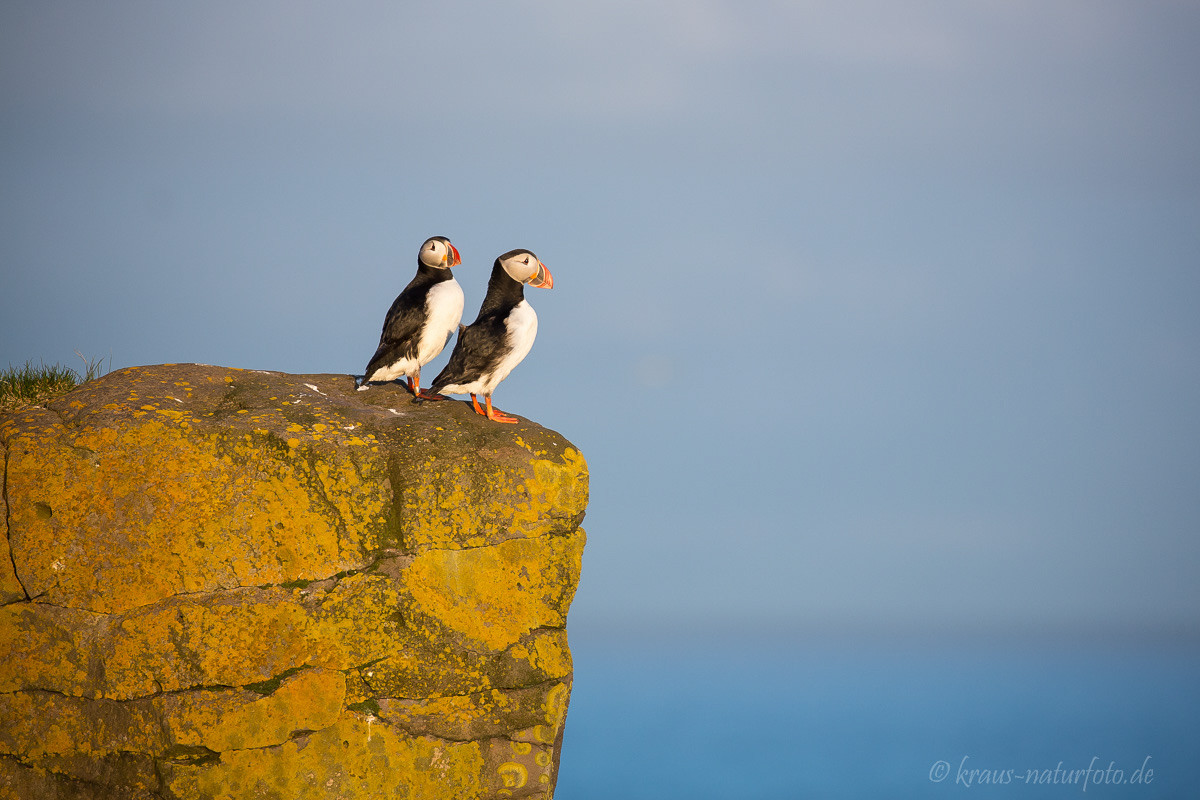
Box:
[0,364,588,799]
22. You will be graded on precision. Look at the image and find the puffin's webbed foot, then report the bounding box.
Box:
[483,395,518,423]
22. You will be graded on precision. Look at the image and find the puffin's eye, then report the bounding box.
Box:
[522,257,530,264]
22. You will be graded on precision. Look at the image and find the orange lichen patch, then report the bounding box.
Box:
[160,668,346,752]
[161,715,487,800]
[401,530,585,652]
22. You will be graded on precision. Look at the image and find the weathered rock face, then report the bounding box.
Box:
[0,364,588,799]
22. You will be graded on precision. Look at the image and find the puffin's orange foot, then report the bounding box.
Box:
[416,390,448,401]
[484,397,519,424]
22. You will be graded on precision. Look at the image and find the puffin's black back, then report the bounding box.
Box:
[430,260,526,390]
[364,264,454,377]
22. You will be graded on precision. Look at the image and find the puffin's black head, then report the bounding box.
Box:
[497,249,553,289]
[418,236,462,270]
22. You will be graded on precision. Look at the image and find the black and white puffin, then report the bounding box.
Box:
[429,248,554,423]
[359,236,464,398]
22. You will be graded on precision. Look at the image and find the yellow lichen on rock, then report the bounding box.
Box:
[103,590,317,698]
[161,714,488,800]
[0,692,163,760]
[502,629,574,683]
[5,411,388,615]
[379,681,563,743]
[0,364,587,798]
[531,448,589,523]
[401,529,586,652]
[395,441,589,552]
[0,603,98,696]
[160,668,347,752]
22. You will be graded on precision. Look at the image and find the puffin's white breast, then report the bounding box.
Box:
[481,299,538,394]
[417,278,465,365]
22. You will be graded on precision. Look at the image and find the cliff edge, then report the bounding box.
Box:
[0,364,588,799]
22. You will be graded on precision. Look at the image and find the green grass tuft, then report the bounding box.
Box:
[0,352,111,412]
[0,361,79,412]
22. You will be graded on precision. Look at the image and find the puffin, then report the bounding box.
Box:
[429,248,554,423]
[359,235,464,398]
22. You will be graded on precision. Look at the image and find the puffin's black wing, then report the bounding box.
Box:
[363,280,433,377]
[430,313,510,391]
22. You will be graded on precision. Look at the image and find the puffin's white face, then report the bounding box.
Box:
[498,249,554,289]
[418,237,462,269]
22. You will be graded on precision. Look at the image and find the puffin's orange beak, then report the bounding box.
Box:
[527,261,554,289]
[447,244,462,267]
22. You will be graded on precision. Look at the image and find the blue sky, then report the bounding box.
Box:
[3,1,1199,636]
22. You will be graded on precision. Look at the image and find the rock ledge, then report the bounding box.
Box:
[0,364,587,800]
